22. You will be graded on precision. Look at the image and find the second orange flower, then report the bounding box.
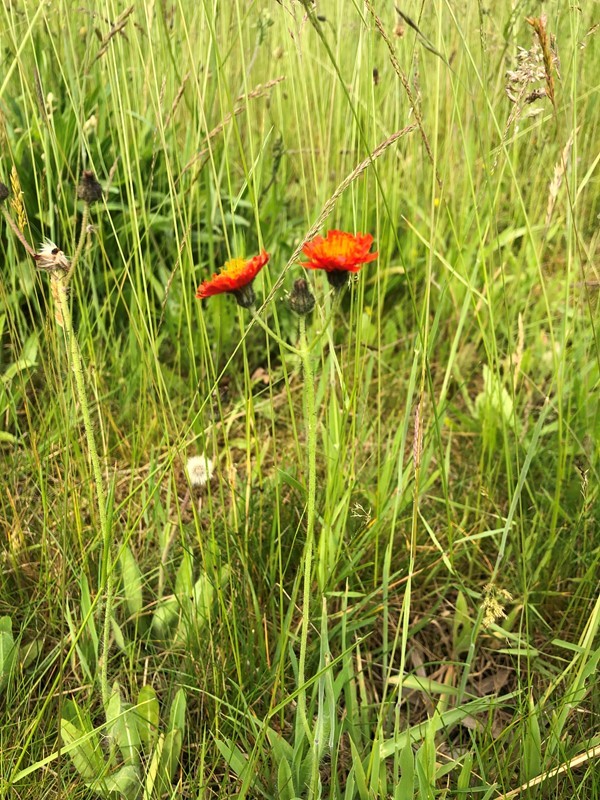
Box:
[196,250,269,308]
[301,230,378,288]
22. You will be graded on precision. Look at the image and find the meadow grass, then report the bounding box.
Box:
[0,1,599,798]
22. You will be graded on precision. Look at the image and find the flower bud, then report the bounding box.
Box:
[232,283,257,309]
[325,270,349,289]
[77,170,103,204]
[288,278,315,315]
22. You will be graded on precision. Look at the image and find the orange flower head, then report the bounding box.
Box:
[301,230,377,288]
[196,250,269,308]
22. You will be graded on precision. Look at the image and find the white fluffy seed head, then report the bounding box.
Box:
[186,455,214,488]
[36,239,70,271]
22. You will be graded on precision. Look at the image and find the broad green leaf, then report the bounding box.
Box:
[96,764,140,798]
[522,697,542,781]
[349,738,369,800]
[368,730,382,796]
[155,729,182,797]
[395,738,414,800]
[0,617,16,693]
[105,682,122,738]
[136,685,159,748]
[415,723,436,800]
[344,769,356,800]
[266,726,294,766]
[115,704,142,766]
[175,552,194,597]
[60,717,105,782]
[380,695,516,758]
[143,732,164,800]
[452,590,472,655]
[120,545,143,617]
[457,752,473,791]
[388,674,460,696]
[168,688,186,734]
[79,576,98,651]
[277,754,296,800]
[151,596,180,638]
[214,738,249,781]
[191,572,215,623]
[111,617,127,652]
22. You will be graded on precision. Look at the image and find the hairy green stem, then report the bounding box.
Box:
[54,276,113,707]
[297,315,317,740]
[249,308,300,355]
[1,206,37,257]
[65,204,90,284]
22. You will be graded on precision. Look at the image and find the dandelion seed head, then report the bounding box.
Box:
[36,239,70,272]
[186,455,214,488]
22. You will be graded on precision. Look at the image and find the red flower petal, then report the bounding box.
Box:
[301,230,378,273]
[196,250,269,299]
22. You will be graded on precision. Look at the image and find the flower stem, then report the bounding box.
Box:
[249,309,300,355]
[1,206,37,257]
[297,315,317,739]
[65,203,90,284]
[53,275,113,708]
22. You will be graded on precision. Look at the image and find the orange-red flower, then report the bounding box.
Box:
[196,250,269,308]
[301,230,377,287]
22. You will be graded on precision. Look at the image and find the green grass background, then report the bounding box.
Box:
[0,1,599,798]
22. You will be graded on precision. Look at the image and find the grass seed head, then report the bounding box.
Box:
[482,583,513,629]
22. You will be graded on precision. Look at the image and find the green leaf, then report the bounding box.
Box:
[214,737,249,781]
[380,695,516,758]
[115,704,142,766]
[168,688,186,734]
[388,674,460,696]
[266,726,294,765]
[105,682,122,738]
[348,738,369,800]
[457,751,473,791]
[111,616,127,652]
[175,552,194,596]
[151,596,180,638]
[277,754,296,800]
[395,738,414,800]
[522,697,542,781]
[415,723,436,800]
[120,545,143,617]
[97,764,140,798]
[155,729,182,796]
[60,717,105,782]
[191,572,215,623]
[0,617,17,693]
[136,685,159,748]
[143,732,164,800]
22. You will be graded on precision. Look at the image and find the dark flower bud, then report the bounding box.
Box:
[288,278,315,316]
[77,170,103,204]
[325,270,350,289]
[0,182,9,203]
[232,283,257,309]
